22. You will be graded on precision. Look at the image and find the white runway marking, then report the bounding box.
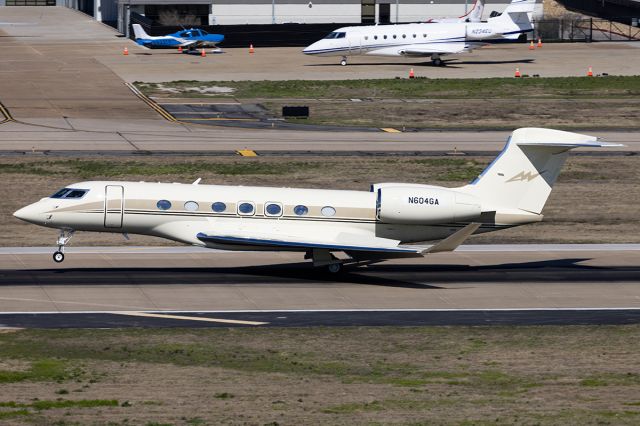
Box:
[110,311,268,326]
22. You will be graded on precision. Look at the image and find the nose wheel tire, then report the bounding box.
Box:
[53,251,65,263]
[340,57,347,66]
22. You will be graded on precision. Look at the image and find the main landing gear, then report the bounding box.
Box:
[53,229,74,263]
[431,54,444,67]
[340,56,348,66]
[306,249,344,274]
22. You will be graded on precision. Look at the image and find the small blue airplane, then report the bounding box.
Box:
[132,24,224,50]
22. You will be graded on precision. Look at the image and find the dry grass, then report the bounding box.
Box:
[1,326,640,424]
[264,98,640,130]
[2,154,639,247]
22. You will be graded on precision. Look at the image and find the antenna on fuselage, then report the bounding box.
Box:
[192,178,202,185]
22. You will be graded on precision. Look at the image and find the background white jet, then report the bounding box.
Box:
[303,0,534,66]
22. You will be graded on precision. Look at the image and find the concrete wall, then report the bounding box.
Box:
[208,0,543,25]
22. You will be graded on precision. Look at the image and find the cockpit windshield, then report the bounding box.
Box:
[50,188,88,199]
[324,32,346,39]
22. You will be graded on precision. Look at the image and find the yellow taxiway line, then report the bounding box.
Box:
[111,311,268,326]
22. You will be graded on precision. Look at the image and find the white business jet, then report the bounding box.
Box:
[14,128,619,273]
[303,0,533,66]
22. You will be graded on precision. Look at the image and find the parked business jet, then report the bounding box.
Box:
[132,24,224,50]
[14,128,620,273]
[426,0,484,23]
[303,0,533,66]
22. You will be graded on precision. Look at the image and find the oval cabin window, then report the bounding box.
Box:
[184,201,199,211]
[238,202,255,215]
[211,202,226,213]
[294,205,308,216]
[265,203,282,216]
[321,206,336,217]
[157,200,172,210]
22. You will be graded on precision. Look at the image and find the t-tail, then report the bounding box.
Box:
[465,0,485,23]
[458,128,622,225]
[488,0,536,39]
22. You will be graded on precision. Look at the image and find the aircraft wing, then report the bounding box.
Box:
[401,43,471,56]
[196,231,420,254]
[196,222,480,258]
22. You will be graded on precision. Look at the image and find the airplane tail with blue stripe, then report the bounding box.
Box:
[132,24,150,40]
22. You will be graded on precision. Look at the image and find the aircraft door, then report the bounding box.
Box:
[104,185,124,228]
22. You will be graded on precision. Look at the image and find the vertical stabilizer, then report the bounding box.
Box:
[461,128,621,215]
[132,24,150,40]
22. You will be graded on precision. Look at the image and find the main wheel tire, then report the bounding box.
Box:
[327,263,342,273]
[53,251,64,263]
[433,58,443,67]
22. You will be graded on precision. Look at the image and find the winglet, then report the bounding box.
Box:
[422,223,481,254]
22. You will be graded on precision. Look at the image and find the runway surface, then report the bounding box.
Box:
[1,245,639,327]
[3,309,640,329]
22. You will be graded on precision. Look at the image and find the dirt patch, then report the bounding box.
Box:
[2,154,639,247]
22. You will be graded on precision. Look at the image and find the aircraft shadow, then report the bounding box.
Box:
[2,258,639,289]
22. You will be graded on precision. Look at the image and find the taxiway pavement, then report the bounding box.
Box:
[0,245,639,327]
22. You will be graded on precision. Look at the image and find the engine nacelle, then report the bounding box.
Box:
[465,24,498,40]
[376,185,481,224]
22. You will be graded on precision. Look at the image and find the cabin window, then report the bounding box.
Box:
[64,189,87,199]
[364,36,369,40]
[157,200,172,210]
[184,201,199,211]
[374,35,378,40]
[423,34,427,38]
[211,202,226,213]
[294,205,308,216]
[324,32,346,39]
[238,202,255,215]
[265,203,282,217]
[321,206,336,217]
[51,188,87,199]
[51,188,70,198]
[383,35,387,39]
[413,34,416,38]
[392,34,396,39]
[402,34,406,38]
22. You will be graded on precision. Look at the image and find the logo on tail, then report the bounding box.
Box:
[507,170,542,182]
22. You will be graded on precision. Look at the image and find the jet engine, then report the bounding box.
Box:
[465,24,498,40]
[375,185,481,224]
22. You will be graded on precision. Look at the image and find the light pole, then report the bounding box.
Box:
[272,0,276,24]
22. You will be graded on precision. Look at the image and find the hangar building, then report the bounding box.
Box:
[0,1,542,32]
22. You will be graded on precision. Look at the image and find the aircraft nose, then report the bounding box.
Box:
[13,203,43,224]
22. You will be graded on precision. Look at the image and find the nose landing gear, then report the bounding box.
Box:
[53,229,74,263]
[340,56,348,66]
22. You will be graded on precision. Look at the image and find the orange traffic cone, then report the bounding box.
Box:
[514,67,521,78]
[537,38,542,48]
[587,66,593,77]
[201,48,206,57]
[249,44,255,54]
[409,68,415,79]
[178,46,183,53]
[123,47,129,56]
[529,40,535,50]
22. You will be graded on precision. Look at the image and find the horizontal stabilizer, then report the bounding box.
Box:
[421,223,481,254]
